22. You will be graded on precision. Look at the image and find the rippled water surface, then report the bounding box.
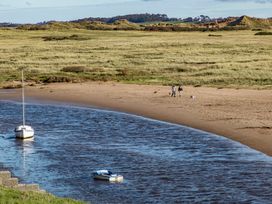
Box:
[0,101,272,203]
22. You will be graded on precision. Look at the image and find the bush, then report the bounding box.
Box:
[41,76,74,83]
[42,35,89,41]
[208,34,222,37]
[2,84,22,89]
[255,31,272,35]
[61,66,89,73]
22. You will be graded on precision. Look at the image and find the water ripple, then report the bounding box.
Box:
[0,101,271,203]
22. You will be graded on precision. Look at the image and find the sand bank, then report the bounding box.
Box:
[1,82,271,156]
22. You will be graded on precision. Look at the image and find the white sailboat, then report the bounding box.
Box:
[15,70,34,139]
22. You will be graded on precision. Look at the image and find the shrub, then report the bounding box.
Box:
[208,34,222,37]
[61,66,89,73]
[255,31,272,35]
[42,35,89,41]
[2,84,22,89]
[116,68,129,76]
[41,76,74,83]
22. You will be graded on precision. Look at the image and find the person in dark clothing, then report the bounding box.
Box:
[178,85,183,97]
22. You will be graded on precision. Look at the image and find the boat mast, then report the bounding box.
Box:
[22,69,25,127]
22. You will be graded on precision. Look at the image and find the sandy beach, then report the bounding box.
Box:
[1,82,271,156]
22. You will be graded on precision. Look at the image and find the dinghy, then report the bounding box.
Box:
[93,170,123,182]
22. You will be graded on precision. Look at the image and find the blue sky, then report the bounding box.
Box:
[0,0,271,23]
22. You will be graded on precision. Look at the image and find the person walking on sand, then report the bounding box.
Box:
[178,84,183,97]
[171,85,176,97]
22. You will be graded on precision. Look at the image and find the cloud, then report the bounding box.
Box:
[216,0,272,3]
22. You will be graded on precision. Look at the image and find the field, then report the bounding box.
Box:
[0,28,271,88]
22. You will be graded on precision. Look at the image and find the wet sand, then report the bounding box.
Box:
[1,82,271,156]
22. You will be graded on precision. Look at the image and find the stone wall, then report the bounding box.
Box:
[0,170,45,193]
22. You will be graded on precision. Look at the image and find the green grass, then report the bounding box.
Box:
[0,29,271,88]
[0,186,84,204]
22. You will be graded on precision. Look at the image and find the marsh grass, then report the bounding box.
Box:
[61,66,90,73]
[0,29,271,88]
[42,34,90,41]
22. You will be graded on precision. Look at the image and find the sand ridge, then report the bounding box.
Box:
[1,82,271,156]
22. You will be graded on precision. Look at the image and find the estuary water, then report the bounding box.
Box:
[0,100,271,203]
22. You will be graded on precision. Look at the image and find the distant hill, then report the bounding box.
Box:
[73,14,225,24]
[16,14,272,32]
[227,15,272,28]
[144,16,272,31]
[72,13,179,23]
[18,19,140,31]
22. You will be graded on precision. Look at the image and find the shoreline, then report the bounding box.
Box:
[1,82,271,156]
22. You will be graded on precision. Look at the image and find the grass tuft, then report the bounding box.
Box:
[0,186,84,204]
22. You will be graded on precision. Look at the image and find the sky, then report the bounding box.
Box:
[0,0,271,23]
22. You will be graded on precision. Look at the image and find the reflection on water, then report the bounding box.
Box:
[0,101,272,203]
[17,138,34,177]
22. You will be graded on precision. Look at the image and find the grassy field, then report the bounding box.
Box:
[0,186,84,204]
[0,28,271,88]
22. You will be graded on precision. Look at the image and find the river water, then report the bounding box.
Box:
[0,100,271,203]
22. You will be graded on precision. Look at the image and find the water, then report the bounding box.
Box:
[0,100,272,203]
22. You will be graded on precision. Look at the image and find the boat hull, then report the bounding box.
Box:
[94,175,124,182]
[15,126,34,139]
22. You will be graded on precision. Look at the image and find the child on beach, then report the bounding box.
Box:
[171,85,176,97]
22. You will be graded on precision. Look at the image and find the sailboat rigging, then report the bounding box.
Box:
[14,70,34,139]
